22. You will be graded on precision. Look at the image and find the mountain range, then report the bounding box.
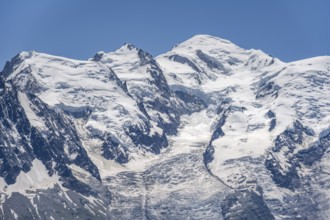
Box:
[1,34,330,219]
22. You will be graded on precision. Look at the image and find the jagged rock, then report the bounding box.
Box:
[0,35,330,219]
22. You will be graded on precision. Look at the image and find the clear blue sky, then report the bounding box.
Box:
[0,0,329,67]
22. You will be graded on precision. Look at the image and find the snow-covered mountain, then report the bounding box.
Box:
[1,34,330,219]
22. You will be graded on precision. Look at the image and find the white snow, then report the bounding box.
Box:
[9,51,158,162]
[18,92,47,130]
[156,36,330,178]
[0,159,60,196]
[10,209,18,219]
[2,35,330,218]
[69,164,94,182]
[155,35,330,209]
[95,109,214,176]
[157,34,283,90]
[97,44,153,80]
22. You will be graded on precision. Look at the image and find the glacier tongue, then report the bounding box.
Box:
[106,110,228,219]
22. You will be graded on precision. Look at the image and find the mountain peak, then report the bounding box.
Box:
[117,44,154,63]
[115,42,140,55]
[2,34,330,219]
[93,42,154,69]
[92,43,142,62]
[172,34,243,53]
[188,34,234,44]
[1,51,37,78]
[123,42,138,51]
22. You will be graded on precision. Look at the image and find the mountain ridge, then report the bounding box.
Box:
[1,34,330,219]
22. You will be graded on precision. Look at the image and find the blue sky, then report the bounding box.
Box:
[0,0,329,67]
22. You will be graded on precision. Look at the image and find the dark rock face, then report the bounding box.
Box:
[1,53,26,78]
[196,49,226,72]
[265,154,301,191]
[203,144,215,165]
[0,83,100,196]
[0,185,111,220]
[211,112,227,142]
[126,123,168,154]
[211,100,239,142]
[126,50,191,136]
[27,94,101,193]
[265,121,330,191]
[204,101,246,166]
[267,110,276,131]
[255,70,284,99]
[102,136,127,163]
[297,127,330,166]
[102,116,169,164]
[256,81,281,99]
[272,121,314,153]
[203,108,227,166]
[265,121,309,190]
[0,89,34,184]
[174,90,206,112]
[92,51,104,62]
[221,188,275,220]
[132,59,182,134]
[168,54,201,72]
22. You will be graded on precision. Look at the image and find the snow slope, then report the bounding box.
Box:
[1,34,330,219]
[6,51,168,164]
[158,35,330,219]
[93,43,189,136]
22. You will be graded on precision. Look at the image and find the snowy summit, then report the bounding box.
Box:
[1,35,330,219]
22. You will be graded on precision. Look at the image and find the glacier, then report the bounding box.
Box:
[0,34,330,219]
